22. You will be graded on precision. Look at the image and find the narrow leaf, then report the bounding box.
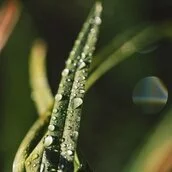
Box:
[29,40,54,116]
[41,2,102,171]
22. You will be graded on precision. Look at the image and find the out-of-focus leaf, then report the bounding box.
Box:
[0,0,21,54]
[29,40,54,116]
[124,107,172,172]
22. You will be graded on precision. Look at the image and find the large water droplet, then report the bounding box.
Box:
[67,150,73,156]
[48,125,55,131]
[44,135,53,147]
[95,16,102,25]
[53,109,58,113]
[73,98,83,109]
[55,94,63,101]
[62,69,69,76]
[132,76,168,114]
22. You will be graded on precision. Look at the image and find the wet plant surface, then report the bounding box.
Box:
[1,0,172,172]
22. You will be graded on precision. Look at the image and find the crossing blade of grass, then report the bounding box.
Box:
[13,2,102,172]
[40,2,102,171]
[29,40,54,116]
[86,25,163,90]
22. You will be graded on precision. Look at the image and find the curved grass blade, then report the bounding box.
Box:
[29,40,54,116]
[86,25,163,90]
[40,2,102,171]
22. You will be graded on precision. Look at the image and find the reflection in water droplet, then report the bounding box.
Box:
[44,135,53,147]
[132,76,168,114]
[73,98,83,109]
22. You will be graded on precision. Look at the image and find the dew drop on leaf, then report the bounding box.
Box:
[79,62,86,69]
[95,16,102,25]
[73,98,83,109]
[55,94,63,101]
[62,68,69,76]
[48,125,55,131]
[44,135,53,147]
[67,150,73,156]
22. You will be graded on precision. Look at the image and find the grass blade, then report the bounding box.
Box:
[86,25,163,90]
[29,40,54,116]
[41,2,102,171]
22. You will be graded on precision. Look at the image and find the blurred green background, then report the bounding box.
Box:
[0,0,172,171]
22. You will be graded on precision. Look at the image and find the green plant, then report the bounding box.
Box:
[13,2,102,171]
[6,1,172,172]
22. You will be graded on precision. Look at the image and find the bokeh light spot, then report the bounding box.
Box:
[132,76,168,114]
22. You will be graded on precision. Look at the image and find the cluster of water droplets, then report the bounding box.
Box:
[39,2,102,171]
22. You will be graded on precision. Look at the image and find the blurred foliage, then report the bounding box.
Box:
[0,0,172,171]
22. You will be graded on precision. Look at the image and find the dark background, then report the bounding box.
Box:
[0,0,172,171]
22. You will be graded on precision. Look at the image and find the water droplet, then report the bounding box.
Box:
[52,116,56,120]
[73,98,83,109]
[44,135,53,147]
[79,62,86,69]
[67,79,71,82]
[33,153,39,160]
[62,69,69,76]
[67,150,73,156]
[48,125,55,131]
[66,59,72,65]
[54,149,58,152]
[95,16,102,25]
[55,94,63,101]
[53,109,58,113]
[132,76,168,114]
[80,90,85,94]
[57,169,63,172]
